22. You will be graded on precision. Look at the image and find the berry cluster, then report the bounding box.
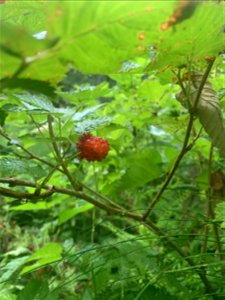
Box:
[77,133,110,161]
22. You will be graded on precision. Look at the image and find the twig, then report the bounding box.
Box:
[0,176,217,296]
[47,115,80,190]
[0,128,63,172]
[207,145,224,261]
[0,177,142,220]
[143,58,216,221]
[143,114,194,220]
[143,221,216,297]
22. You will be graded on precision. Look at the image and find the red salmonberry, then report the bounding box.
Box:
[76,133,110,161]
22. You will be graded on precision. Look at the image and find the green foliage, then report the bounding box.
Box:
[20,243,62,275]
[18,279,58,300]
[59,202,94,225]
[0,1,225,300]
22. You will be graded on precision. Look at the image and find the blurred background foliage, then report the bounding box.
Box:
[0,1,225,299]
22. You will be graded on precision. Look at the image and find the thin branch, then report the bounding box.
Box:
[207,145,224,261]
[143,114,194,220]
[143,58,216,221]
[0,127,124,210]
[0,185,54,200]
[81,182,124,209]
[143,221,216,297]
[47,115,80,190]
[0,176,217,296]
[0,177,143,220]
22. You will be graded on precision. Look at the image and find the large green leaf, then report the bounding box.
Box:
[0,1,174,80]
[1,1,223,81]
[44,1,173,74]
[147,3,224,71]
[119,149,162,190]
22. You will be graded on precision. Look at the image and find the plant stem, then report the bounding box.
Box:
[0,175,218,297]
[143,58,216,221]
[207,145,224,261]
[143,114,194,220]
[47,115,80,190]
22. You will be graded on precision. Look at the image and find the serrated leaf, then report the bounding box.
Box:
[119,149,162,189]
[11,93,77,116]
[0,157,45,179]
[176,73,225,157]
[72,104,105,121]
[75,117,112,134]
[15,93,54,112]
[0,157,27,177]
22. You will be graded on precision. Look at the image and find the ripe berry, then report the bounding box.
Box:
[77,133,110,161]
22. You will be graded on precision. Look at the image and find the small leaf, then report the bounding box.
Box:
[10,202,50,211]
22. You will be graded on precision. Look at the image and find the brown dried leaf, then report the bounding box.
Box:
[176,73,225,157]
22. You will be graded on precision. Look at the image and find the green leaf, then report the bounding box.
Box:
[0,293,17,300]
[20,243,62,275]
[57,82,109,103]
[146,3,224,71]
[0,256,28,283]
[59,202,94,224]
[0,157,27,177]
[0,2,45,35]
[10,202,50,211]
[18,279,58,300]
[15,93,54,112]
[12,93,77,116]
[120,149,162,189]
[215,202,225,229]
[72,104,105,122]
[137,79,165,100]
[44,1,174,74]
[0,157,45,179]
[75,117,112,134]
